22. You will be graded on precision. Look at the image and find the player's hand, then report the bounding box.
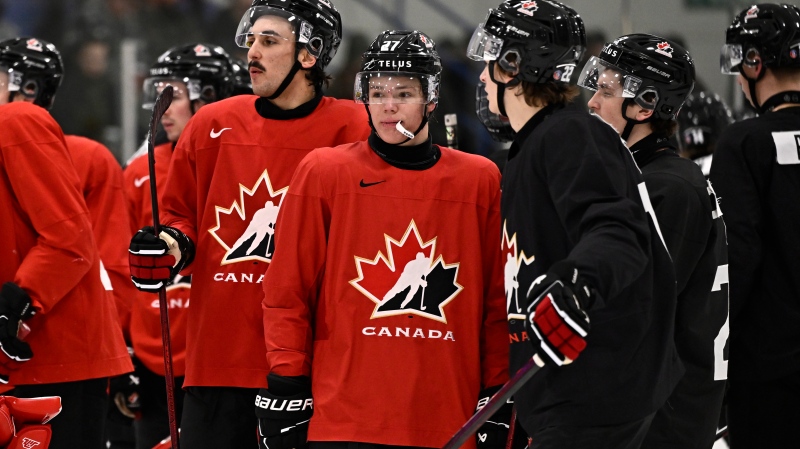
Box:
[129,225,194,292]
[109,348,142,419]
[0,283,35,384]
[475,386,526,449]
[525,261,592,366]
[256,374,313,449]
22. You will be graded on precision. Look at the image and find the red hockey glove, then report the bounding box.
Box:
[475,387,527,449]
[129,226,194,292]
[0,283,35,384]
[525,262,592,366]
[256,374,313,449]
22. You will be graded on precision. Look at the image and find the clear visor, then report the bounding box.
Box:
[466,24,504,62]
[354,72,438,105]
[720,44,743,75]
[142,78,199,110]
[235,6,309,49]
[577,56,643,99]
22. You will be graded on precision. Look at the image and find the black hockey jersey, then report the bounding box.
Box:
[502,103,683,432]
[710,106,800,381]
[633,135,729,449]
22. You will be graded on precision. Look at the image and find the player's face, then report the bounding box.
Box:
[587,68,629,135]
[246,15,296,98]
[159,80,193,142]
[479,62,500,115]
[0,71,8,106]
[736,73,754,106]
[367,75,432,145]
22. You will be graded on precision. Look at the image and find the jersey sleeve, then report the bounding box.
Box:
[2,113,95,313]
[123,157,148,235]
[645,171,712,293]
[709,130,764,322]
[479,170,510,388]
[162,121,199,248]
[262,151,330,377]
[538,118,650,306]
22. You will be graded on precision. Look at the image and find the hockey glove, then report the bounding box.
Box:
[0,283,35,384]
[129,225,194,292]
[475,387,527,449]
[525,261,592,366]
[256,373,313,449]
[109,347,142,419]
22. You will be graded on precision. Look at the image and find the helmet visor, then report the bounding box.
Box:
[577,56,643,99]
[466,24,504,62]
[142,77,199,110]
[235,6,309,48]
[354,72,437,104]
[720,44,743,75]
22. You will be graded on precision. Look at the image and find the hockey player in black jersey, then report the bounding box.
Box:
[579,34,729,449]
[711,4,800,447]
[468,2,682,448]
[676,91,734,177]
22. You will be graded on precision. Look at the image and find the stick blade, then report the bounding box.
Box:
[148,85,174,149]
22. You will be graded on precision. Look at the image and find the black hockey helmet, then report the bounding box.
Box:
[230,57,254,96]
[0,37,63,109]
[721,3,800,74]
[354,30,442,105]
[578,34,695,121]
[467,1,586,84]
[235,0,342,71]
[476,81,515,142]
[142,43,235,110]
[676,90,733,158]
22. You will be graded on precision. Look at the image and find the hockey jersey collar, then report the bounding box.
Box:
[368,132,440,170]
[255,90,323,120]
[509,103,562,160]
[630,133,677,168]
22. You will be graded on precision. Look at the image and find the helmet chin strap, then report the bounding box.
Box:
[266,59,303,100]
[488,61,520,118]
[620,98,654,142]
[738,63,767,113]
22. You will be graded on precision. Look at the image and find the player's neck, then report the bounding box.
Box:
[267,80,317,111]
[507,98,543,132]
[755,70,800,111]
[623,125,652,148]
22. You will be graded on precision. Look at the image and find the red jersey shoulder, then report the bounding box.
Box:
[0,102,64,146]
[439,146,501,181]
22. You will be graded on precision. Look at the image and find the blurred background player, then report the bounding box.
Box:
[676,91,734,177]
[127,0,370,447]
[469,2,683,448]
[712,4,800,447]
[579,33,729,449]
[0,37,131,449]
[259,29,517,449]
[122,43,238,449]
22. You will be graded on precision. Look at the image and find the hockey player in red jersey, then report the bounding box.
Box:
[259,30,513,449]
[0,38,131,449]
[127,1,370,447]
[579,34,729,449]
[123,43,238,449]
[469,2,682,448]
[712,4,800,447]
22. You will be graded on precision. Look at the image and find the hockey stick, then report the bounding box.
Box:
[504,407,517,449]
[442,354,545,449]
[147,85,181,449]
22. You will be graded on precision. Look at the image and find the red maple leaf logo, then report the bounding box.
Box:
[350,220,462,323]
[208,169,287,265]
[502,221,535,319]
[657,42,670,50]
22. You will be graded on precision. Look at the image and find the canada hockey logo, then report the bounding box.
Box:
[194,44,211,57]
[350,220,462,323]
[25,38,43,52]
[209,169,287,265]
[744,6,759,22]
[516,1,538,16]
[21,438,41,449]
[655,41,673,58]
[502,221,535,320]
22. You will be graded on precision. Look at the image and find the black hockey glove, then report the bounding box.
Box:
[0,283,35,384]
[109,347,142,419]
[475,386,527,449]
[525,261,592,366]
[129,225,194,292]
[256,373,313,449]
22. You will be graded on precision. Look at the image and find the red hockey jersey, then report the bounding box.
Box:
[263,141,508,447]
[162,95,370,388]
[124,143,189,375]
[0,102,131,384]
[66,135,136,341]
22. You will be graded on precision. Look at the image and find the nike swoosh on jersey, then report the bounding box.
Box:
[210,127,232,138]
[360,179,386,188]
[134,176,150,188]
